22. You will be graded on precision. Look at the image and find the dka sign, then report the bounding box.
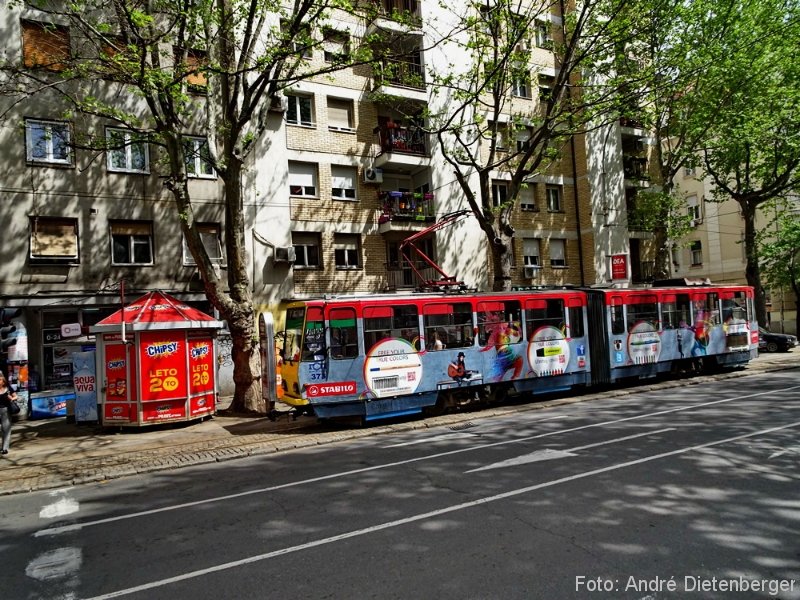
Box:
[611,254,628,280]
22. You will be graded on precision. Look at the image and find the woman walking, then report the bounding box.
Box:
[0,371,18,455]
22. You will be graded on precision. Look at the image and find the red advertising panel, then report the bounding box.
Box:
[190,393,215,416]
[142,399,187,422]
[188,337,215,395]
[103,402,132,422]
[139,331,188,401]
[104,343,129,401]
[611,254,628,280]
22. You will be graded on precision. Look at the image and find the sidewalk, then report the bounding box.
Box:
[2,351,798,496]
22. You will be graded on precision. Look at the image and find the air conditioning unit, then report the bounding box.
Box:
[268,94,288,113]
[363,167,383,183]
[274,246,296,263]
[523,265,540,279]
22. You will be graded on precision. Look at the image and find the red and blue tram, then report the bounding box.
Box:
[273,284,758,421]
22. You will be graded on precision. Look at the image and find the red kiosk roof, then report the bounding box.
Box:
[91,291,223,331]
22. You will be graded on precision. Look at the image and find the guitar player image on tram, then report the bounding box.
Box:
[447,352,480,384]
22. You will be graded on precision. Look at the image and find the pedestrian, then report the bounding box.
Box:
[0,371,18,455]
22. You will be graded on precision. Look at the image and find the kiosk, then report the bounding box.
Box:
[90,291,223,427]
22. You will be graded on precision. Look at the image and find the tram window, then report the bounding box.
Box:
[676,294,691,326]
[477,300,522,346]
[301,306,326,361]
[423,302,473,350]
[708,292,721,325]
[721,292,747,323]
[610,297,625,335]
[363,305,420,353]
[568,306,584,338]
[627,295,658,332]
[329,307,358,359]
[284,307,306,362]
[525,298,565,339]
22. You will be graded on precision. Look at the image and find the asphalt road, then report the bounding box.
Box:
[2,369,799,600]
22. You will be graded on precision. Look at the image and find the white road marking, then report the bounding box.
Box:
[25,547,83,581]
[466,428,675,472]
[81,420,800,600]
[383,415,567,447]
[384,432,479,447]
[35,384,800,538]
[40,490,80,520]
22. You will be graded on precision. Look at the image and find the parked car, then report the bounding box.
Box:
[758,327,798,352]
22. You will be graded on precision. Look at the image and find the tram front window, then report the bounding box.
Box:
[302,306,326,361]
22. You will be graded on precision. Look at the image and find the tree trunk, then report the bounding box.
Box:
[490,228,514,292]
[740,201,768,327]
[218,157,264,413]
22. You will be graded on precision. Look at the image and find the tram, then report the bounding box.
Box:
[271,283,758,421]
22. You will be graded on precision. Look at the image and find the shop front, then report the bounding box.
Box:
[90,291,223,427]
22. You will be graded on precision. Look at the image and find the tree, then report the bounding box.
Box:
[758,201,800,334]
[2,0,398,412]
[415,0,636,291]
[699,0,800,326]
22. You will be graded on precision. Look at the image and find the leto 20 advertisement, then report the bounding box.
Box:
[139,331,188,422]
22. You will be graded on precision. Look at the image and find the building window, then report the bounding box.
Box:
[184,136,215,178]
[534,21,553,48]
[281,20,312,58]
[684,165,696,177]
[515,126,532,152]
[512,71,531,98]
[690,241,703,266]
[523,238,541,266]
[21,20,70,71]
[182,223,223,265]
[25,119,71,165]
[549,238,567,267]
[538,74,555,100]
[327,97,354,131]
[492,180,509,207]
[687,194,702,224]
[106,128,149,173]
[183,49,207,90]
[29,216,79,264]
[331,165,357,200]
[520,185,537,211]
[323,29,349,63]
[490,122,509,151]
[110,221,153,265]
[292,232,321,268]
[546,185,562,212]
[334,233,360,269]
[288,161,318,197]
[286,94,315,127]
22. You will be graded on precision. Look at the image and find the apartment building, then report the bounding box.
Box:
[1,0,652,390]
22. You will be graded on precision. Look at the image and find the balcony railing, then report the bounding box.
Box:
[375,59,425,90]
[386,263,438,290]
[379,190,435,223]
[374,123,427,155]
[623,156,649,180]
[619,115,645,129]
[374,0,421,23]
[626,210,653,232]
[632,261,655,284]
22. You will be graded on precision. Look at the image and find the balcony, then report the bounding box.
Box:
[623,156,649,182]
[372,59,427,102]
[386,263,438,290]
[369,0,422,33]
[373,122,430,170]
[378,190,435,233]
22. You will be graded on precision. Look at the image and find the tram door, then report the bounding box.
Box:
[279,306,307,404]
